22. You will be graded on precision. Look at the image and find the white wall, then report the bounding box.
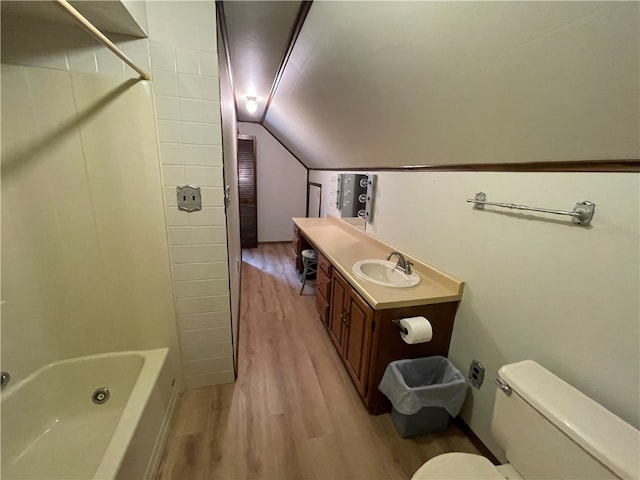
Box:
[238,122,307,242]
[310,169,640,459]
[145,1,234,389]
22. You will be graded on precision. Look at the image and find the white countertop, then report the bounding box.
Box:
[293,216,464,309]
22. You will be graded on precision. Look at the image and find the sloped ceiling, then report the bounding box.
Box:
[222,1,302,122]
[223,2,640,170]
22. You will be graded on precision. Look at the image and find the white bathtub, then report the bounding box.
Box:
[1,348,178,479]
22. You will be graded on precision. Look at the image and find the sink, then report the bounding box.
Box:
[352,259,421,288]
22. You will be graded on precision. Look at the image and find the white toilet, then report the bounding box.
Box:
[412,360,640,480]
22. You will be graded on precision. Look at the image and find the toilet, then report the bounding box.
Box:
[412,360,640,480]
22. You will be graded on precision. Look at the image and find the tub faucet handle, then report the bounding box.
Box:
[1,371,10,389]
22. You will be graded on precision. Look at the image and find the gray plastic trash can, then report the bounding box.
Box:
[378,356,467,438]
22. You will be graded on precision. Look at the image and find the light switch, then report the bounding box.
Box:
[176,185,202,212]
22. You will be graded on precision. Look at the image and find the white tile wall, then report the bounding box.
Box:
[1,2,233,390]
[146,1,234,389]
[172,262,229,281]
[0,63,180,382]
[178,312,230,331]
[167,226,227,245]
[182,342,233,362]
[174,279,229,298]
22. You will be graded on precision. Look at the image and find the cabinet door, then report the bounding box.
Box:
[328,271,348,350]
[342,289,374,397]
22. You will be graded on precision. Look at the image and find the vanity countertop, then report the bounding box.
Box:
[293,216,464,309]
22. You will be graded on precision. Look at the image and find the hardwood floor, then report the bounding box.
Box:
[157,243,482,480]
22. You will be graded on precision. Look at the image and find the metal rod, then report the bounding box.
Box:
[391,319,408,335]
[54,0,151,81]
[467,198,580,218]
[467,192,596,226]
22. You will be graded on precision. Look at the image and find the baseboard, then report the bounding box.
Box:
[452,416,500,465]
[144,386,182,480]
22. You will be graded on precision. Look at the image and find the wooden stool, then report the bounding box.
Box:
[299,249,318,294]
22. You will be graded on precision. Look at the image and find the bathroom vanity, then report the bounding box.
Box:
[293,217,464,415]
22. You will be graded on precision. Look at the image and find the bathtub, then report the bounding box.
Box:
[1,348,178,479]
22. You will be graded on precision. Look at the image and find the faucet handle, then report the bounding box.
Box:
[405,261,414,275]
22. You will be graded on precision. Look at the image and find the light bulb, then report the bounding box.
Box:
[245,96,258,114]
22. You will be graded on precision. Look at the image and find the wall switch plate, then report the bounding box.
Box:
[177,185,202,212]
[469,359,485,388]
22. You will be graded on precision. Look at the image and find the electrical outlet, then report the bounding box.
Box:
[469,360,485,388]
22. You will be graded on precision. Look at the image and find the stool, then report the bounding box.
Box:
[299,249,318,294]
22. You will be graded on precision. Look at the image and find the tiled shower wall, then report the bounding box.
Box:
[2,1,234,389]
[146,2,234,388]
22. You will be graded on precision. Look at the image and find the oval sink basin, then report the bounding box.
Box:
[352,259,421,288]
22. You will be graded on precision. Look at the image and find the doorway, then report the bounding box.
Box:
[307,182,322,218]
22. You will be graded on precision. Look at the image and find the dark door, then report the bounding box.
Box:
[237,136,257,248]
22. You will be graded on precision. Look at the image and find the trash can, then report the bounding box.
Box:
[378,356,467,438]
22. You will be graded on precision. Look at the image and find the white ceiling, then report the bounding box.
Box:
[223,2,639,170]
[222,1,301,122]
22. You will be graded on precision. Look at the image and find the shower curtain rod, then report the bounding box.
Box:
[55,0,151,81]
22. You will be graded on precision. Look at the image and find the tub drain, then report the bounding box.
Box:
[92,387,110,405]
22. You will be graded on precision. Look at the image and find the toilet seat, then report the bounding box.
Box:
[412,453,505,480]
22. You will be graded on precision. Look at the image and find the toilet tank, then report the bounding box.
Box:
[490,360,639,480]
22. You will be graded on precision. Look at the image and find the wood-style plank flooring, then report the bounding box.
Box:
[157,243,481,479]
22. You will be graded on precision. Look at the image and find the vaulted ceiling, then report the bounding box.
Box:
[220,1,639,170]
[221,1,302,122]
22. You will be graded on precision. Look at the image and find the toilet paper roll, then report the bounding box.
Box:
[399,316,433,344]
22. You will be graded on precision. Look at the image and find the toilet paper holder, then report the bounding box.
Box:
[392,319,408,335]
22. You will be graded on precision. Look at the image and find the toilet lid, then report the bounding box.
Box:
[412,453,504,480]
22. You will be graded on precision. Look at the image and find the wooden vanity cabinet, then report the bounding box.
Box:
[328,270,459,415]
[293,219,461,416]
[366,301,459,414]
[329,271,374,397]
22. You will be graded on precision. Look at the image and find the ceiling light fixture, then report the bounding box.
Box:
[245,96,258,114]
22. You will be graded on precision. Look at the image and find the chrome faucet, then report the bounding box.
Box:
[386,251,413,275]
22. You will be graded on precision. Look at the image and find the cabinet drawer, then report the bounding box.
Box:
[318,251,332,277]
[316,292,329,327]
[316,268,331,301]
